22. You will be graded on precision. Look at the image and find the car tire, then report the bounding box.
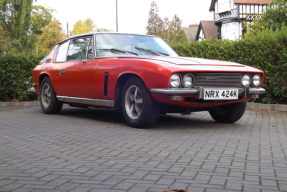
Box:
[40,77,63,114]
[209,102,246,123]
[121,77,160,128]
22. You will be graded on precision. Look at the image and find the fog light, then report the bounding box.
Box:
[171,96,182,101]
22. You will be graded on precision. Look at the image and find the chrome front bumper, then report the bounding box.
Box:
[150,87,266,98]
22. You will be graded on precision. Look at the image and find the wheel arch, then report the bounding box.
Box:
[39,73,50,86]
[115,72,147,111]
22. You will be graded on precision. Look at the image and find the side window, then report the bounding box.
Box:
[55,41,69,62]
[67,37,90,61]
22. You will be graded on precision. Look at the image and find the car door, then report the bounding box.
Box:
[59,36,97,98]
[52,41,70,96]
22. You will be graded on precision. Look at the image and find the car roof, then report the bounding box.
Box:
[58,32,158,44]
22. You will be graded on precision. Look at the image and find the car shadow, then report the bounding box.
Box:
[57,106,218,130]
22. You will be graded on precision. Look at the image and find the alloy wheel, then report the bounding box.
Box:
[124,85,143,120]
[41,83,51,108]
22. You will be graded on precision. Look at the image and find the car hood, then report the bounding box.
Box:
[118,56,245,67]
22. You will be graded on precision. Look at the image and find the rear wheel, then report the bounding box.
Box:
[209,102,246,123]
[40,77,63,114]
[121,77,160,128]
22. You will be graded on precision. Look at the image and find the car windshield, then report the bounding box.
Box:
[95,34,178,57]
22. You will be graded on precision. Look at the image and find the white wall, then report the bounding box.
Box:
[198,28,205,41]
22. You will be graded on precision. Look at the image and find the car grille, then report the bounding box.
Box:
[194,73,243,88]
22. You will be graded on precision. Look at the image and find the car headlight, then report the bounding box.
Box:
[183,74,195,88]
[241,74,251,86]
[253,74,261,87]
[170,74,181,88]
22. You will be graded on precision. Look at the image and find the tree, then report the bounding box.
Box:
[146,2,187,44]
[37,19,66,53]
[246,0,287,32]
[71,18,96,36]
[0,0,37,52]
[31,5,55,35]
[0,25,9,54]
[146,1,164,36]
[164,15,187,44]
[260,0,287,30]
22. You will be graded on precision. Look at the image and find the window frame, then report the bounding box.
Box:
[54,40,70,63]
[86,35,95,60]
[54,35,94,63]
[66,36,93,62]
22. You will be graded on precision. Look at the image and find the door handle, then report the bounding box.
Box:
[59,71,65,75]
[83,59,87,63]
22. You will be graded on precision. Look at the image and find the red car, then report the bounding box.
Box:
[32,33,265,128]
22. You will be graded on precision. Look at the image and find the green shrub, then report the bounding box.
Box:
[0,53,45,101]
[171,27,287,104]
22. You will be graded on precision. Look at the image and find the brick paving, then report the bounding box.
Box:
[0,106,287,192]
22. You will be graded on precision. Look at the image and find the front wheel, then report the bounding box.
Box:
[40,77,63,114]
[121,77,160,128]
[209,102,246,123]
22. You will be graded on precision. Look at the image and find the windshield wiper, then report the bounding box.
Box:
[134,47,169,56]
[98,48,138,56]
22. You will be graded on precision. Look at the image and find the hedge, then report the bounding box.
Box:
[171,27,287,104]
[0,53,45,101]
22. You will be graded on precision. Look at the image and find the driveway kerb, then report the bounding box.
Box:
[0,101,40,107]
[246,102,287,112]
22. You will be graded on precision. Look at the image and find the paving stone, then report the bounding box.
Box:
[156,178,175,185]
[113,182,135,190]
[261,179,278,187]
[128,186,149,192]
[69,187,91,192]
[209,178,226,185]
[54,183,79,190]
[143,174,162,181]
[169,182,189,190]
[225,181,242,190]
[0,184,24,191]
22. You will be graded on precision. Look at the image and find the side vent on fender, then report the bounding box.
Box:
[104,72,109,97]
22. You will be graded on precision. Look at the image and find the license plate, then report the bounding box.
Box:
[203,88,239,100]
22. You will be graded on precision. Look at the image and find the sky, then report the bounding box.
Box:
[34,0,213,35]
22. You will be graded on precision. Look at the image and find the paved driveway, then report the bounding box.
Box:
[0,106,287,192]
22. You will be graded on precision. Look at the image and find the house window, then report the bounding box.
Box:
[218,0,231,13]
[221,22,240,40]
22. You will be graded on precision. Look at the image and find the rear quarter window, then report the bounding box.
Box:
[55,41,70,62]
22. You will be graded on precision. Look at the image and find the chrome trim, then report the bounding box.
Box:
[57,96,115,107]
[150,87,265,97]
[58,32,159,45]
[150,88,199,95]
[249,88,266,95]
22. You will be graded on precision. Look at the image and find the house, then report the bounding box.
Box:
[183,24,199,42]
[209,0,270,40]
[196,21,218,41]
